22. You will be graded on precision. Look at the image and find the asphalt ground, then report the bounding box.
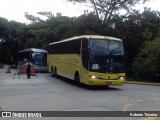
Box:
[125,81,160,86]
[0,73,159,120]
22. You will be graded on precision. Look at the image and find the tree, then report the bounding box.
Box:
[0,17,29,64]
[25,12,43,24]
[0,17,10,42]
[0,17,10,64]
[37,11,54,19]
[132,37,160,82]
[66,0,149,24]
[71,13,102,35]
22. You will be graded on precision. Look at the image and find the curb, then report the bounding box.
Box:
[125,81,160,86]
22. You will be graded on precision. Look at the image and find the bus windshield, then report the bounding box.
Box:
[89,39,125,73]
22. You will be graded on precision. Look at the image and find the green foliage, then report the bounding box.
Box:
[105,9,160,76]
[72,13,102,35]
[25,12,43,23]
[132,37,160,82]
[0,7,160,81]
[0,17,27,64]
[37,11,54,19]
[0,17,10,42]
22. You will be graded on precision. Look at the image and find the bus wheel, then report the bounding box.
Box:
[75,72,80,86]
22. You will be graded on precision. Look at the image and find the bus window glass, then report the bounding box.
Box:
[18,48,48,72]
[108,41,124,55]
[34,54,43,65]
[90,40,109,56]
[89,39,125,73]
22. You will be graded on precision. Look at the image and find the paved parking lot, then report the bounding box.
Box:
[0,73,159,120]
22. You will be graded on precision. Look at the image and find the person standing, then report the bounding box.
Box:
[25,61,32,79]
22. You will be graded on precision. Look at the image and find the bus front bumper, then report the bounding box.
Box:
[87,79,125,86]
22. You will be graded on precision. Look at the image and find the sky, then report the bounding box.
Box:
[0,0,160,24]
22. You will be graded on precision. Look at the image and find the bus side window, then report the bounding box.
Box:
[61,39,81,54]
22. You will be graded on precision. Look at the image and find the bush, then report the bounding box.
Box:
[132,37,160,82]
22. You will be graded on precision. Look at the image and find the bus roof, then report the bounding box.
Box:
[49,35,122,45]
[19,48,48,53]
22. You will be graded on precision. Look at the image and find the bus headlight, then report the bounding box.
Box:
[90,75,99,79]
[91,76,96,79]
[119,76,124,80]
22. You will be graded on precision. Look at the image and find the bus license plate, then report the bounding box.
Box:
[105,82,112,85]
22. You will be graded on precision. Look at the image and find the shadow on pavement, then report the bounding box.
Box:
[51,75,122,91]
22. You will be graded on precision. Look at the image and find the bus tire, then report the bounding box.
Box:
[75,72,80,86]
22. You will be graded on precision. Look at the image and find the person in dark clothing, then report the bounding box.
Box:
[25,62,32,79]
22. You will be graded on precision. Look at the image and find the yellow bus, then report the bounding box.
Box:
[47,35,125,86]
